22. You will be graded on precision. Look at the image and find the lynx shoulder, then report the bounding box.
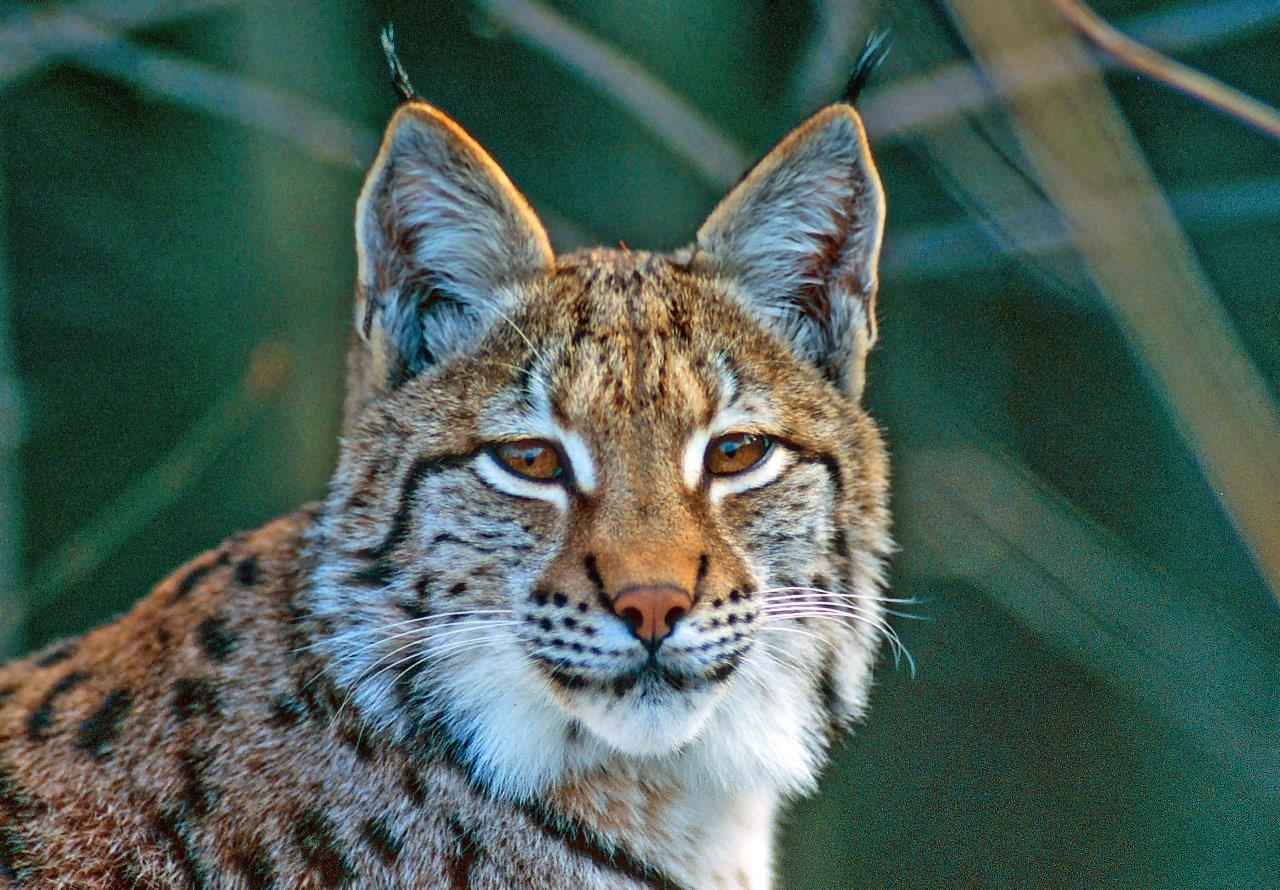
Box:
[0,94,891,889]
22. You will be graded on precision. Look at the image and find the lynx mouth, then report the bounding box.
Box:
[536,649,744,699]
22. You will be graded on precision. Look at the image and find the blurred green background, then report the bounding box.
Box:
[2,0,1278,886]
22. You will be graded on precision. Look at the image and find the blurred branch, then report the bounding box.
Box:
[65,20,381,167]
[895,441,1280,787]
[0,0,239,84]
[946,0,1280,599]
[885,175,1280,279]
[859,0,1280,140]
[0,130,21,657]
[1048,0,1280,141]
[49,22,596,248]
[785,0,870,118]
[20,343,291,606]
[473,0,751,188]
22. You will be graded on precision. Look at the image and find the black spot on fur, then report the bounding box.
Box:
[0,825,33,883]
[396,596,429,621]
[403,766,429,806]
[350,558,396,588]
[359,816,403,867]
[515,798,682,890]
[449,581,467,596]
[26,670,89,741]
[233,839,278,890]
[444,816,480,889]
[235,554,260,586]
[0,763,35,818]
[706,655,743,685]
[177,746,219,817]
[76,688,133,759]
[111,857,165,890]
[34,642,74,668]
[292,808,352,886]
[171,677,222,722]
[338,721,378,763]
[195,615,238,661]
[270,694,307,727]
[171,551,230,602]
[151,808,209,888]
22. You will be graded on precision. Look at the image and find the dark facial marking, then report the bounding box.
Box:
[816,650,842,748]
[584,555,610,612]
[795,451,844,494]
[26,670,90,741]
[195,615,238,661]
[356,453,473,562]
[76,688,134,760]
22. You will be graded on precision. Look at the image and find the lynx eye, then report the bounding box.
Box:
[705,432,772,476]
[494,439,563,482]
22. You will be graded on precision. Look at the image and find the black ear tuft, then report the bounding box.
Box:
[380,21,416,103]
[840,29,892,106]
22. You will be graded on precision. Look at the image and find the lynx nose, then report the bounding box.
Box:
[611,585,693,646]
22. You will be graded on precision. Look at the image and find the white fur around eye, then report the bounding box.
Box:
[682,430,711,489]
[475,452,569,510]
[707,442,790,503]
[556,428,596,494]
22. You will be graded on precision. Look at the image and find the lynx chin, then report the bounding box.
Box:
[0,88,894,887]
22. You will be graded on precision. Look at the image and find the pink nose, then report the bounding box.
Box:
[612,586,693,644]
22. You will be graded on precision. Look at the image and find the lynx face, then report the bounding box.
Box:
[310,101,891,801]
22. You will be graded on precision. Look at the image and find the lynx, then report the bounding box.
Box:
[0,76,892,888]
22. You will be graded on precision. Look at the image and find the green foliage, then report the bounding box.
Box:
[2,0,1277,884]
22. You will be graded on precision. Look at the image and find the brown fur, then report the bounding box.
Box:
[0,97,892,889]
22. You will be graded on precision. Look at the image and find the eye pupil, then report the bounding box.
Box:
[705,432,771,476]
[496,439,563,481]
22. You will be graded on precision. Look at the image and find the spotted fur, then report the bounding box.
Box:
[0,97,891,888]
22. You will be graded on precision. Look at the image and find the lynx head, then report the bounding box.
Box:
[311,99,891,801]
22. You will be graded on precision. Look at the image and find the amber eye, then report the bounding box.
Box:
[494,439,564,482]
[705,432,772,476]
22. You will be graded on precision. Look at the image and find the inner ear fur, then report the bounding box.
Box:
[353,101,552,392]
[693,104,886,399]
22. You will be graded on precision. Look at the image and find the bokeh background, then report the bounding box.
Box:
[2,0,1278,885]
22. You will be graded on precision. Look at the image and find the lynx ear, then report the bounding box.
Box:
[693,104,885,399]
[355,102,552,387]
